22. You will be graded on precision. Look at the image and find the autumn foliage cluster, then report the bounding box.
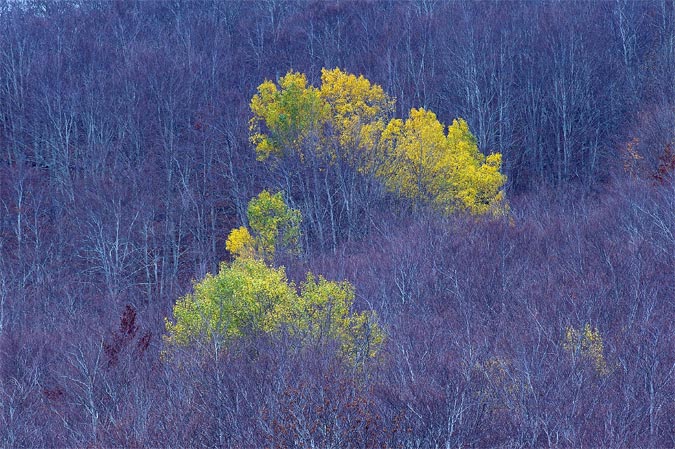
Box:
[1,1,675,448]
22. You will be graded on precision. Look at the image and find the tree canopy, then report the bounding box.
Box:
[166,190,383,363]
[250,69,507,215]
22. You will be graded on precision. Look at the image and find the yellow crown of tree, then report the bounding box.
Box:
[250,68,507,215]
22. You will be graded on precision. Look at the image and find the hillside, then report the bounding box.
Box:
[1,1,674,447]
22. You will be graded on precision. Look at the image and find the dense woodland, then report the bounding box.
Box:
[1,0,675,447]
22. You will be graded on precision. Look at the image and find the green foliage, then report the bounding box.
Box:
[266,273,383,363]
[299,274,382,362]
[166,192,382,363]
[249,71,326,161]
[164,257,295,347]
[246,190,301,261]
[225,190,300,262]
[165,260,383,362]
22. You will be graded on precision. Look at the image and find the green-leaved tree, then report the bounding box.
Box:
[165,191,383,364]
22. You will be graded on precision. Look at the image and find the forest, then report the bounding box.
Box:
[0,0,674,447]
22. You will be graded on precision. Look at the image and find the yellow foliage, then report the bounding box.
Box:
[378,111,507,214]
[319,68,394,159]
[225,191,300,262]
[250,69,508,216]
[378,109,446,203]
[225,226,255,259]
[476,357,520,412]
[250,68,395,169]
[564,324,609,375]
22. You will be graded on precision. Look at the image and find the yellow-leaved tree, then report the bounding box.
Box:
[250,68,394,166]
[249,68,507,224]
[378,109,506,214]
[249,68,399,251]
[563,323,609,375]
[318,68,395,166]
[249,71,326,162]
[165,190,383,364]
